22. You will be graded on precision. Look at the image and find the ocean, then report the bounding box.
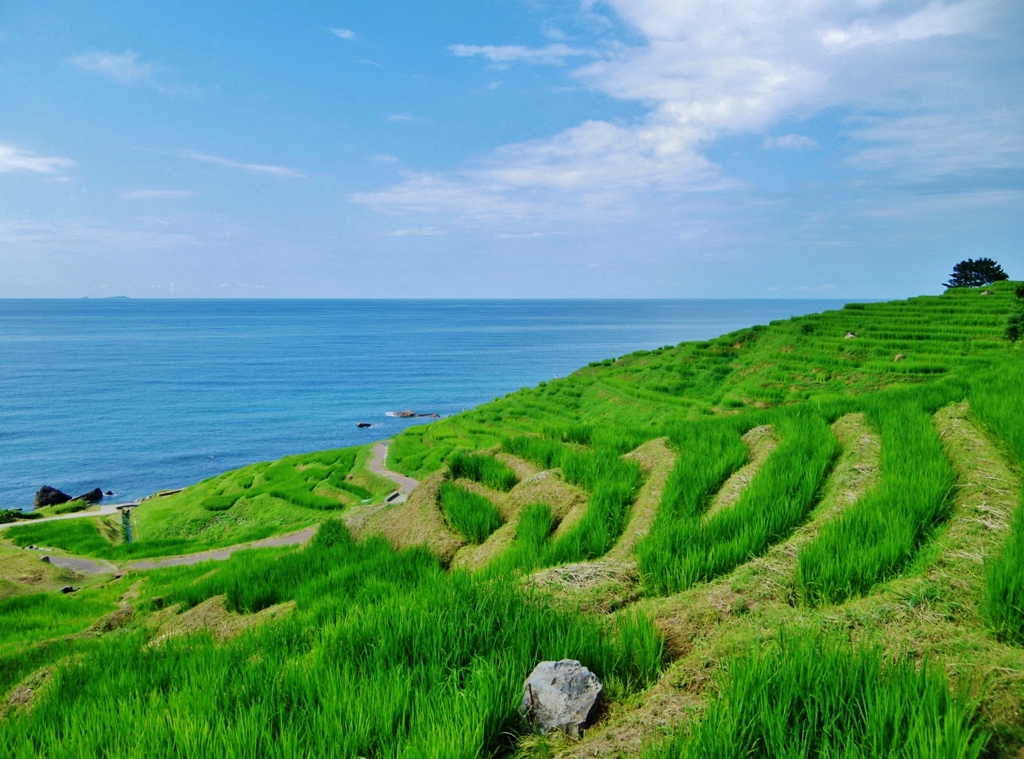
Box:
[0,299,850,509]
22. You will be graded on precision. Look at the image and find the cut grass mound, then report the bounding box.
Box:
[644,633,988,759]
[970,361,1024,645]
[439,483,503,544]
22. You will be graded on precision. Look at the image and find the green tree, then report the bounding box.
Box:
[944,258,1009,288]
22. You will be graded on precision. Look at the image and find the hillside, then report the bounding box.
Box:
[2,283,1023,758]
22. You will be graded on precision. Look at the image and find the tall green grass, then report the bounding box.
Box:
[636,419,749,594]
[545,451,645,564]
[970,362,1024,645]
[447,451,518,492]
[438,483,503,544]
[501,435,565,469]
[643,633,988,758]
[484,503,554,577]
[644,411,837,591]
[1,521,664,758]
[799,399,955,605]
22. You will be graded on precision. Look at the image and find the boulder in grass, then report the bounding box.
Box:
[33,486,71,509]
[519,659,602,737]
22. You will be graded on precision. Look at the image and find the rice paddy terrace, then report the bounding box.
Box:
[2,282,1024,758]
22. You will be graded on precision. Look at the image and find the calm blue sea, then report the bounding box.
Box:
[0,299,850,509]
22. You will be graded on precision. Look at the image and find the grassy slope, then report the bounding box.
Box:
[1,281,1023,757]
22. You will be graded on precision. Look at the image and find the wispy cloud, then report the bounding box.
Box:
[358,59,381,66]
[0,143,74,174]
[122,189,198,200]
[70,50,158,86]
[388,113,419,123]
[181,150,307,178]
[355,0,1016,220]
[329,27,356,40]
[764,134,820,150]
[448,43,593,66]
[386,227,445,237]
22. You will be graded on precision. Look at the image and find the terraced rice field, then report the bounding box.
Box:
[2,282,1023,757]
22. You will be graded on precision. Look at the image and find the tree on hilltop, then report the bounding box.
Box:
[944,258,1009,288]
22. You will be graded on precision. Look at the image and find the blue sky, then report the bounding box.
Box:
[1,0,1021,298]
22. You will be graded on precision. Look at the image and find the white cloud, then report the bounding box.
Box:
[764,134,820,150]
[0,143,74,174]
[386,227,445,237]
[388,113,420,122]
[821,0,984,50]
[70,50,157,86]
[355,0,1020,220]
[181,150,307,178]
[448,43,592,66]
[329,28,356,40]
[122,189,198,200]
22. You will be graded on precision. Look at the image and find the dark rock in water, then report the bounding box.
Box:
[357,422,373,428]
[73,488,103,504]
[34,486,71,509]
[415,413,441,419]
[105,490,114,496]
[519,659,602,737]
[388,410,416,418]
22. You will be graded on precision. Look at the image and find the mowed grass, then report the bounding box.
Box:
[0,521,664,758]
[643,633,988,759]
[969,360,1024,645]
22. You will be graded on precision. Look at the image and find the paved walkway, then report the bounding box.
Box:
[125,525,319,570]
[0,501,137,531]
[368,441,419,504]
[43,554,119,574]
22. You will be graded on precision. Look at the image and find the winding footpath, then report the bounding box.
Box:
[368,440,419,504]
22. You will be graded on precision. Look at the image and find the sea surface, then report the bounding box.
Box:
[1,299,851,509]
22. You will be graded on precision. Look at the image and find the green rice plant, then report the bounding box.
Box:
[439,483,503,544]
[1,520,663,758]
[544,452,645,564]
[636,419,750,595]
[799,398,955,605]
[970,361,1024,644]
[266,487,344,511]
[447,451,518,492]
[333,480,373,500]
[643,633,988,758]
[501,435,565,469]
[484,503,554,577]
[657,410,837,590]
[200,494,239,512]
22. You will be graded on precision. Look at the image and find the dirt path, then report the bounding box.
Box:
[0,502,135,531]
[125,525,319,570]
[368,441,419,504]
